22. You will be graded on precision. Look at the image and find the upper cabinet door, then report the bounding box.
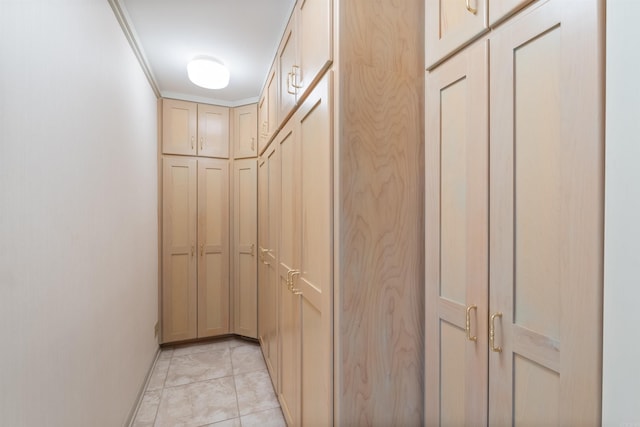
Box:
[278,13,299,128]
[162,99,197,155]
[425,0,488,69]
[232,104,258,159]
[297,0,333,99]
[198,104,229,158]
[489,0,535,27]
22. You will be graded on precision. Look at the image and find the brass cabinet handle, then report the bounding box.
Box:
[466,305,477,342]
[290,65,302,90]
[287,72,296,95]
[290,270,301,295]
[191,245,195,258]
[251,137,255,151]
[200,136,203,150]
[191,136,195,149]
[287,269,300,292]
[200,244,203,257]
[490,312,503,353]
[465,0,477,14]
[259,247,270,265]
[250,243,255,256]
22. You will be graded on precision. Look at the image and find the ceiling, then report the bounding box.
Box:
[120,0,296,106]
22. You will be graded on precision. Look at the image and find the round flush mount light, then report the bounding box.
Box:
[187,57,230,89]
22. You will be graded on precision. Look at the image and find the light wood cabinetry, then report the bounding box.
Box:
[232,158,258,339]
[274,0,333,131]
[425,0,535,69]
[162,98,229,157]
[162,156,229,343]
[258,142,280,383]
[258,66,278,155]
[232,104,257,159]
[425,0,604,425]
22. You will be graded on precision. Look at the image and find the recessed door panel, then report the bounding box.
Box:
[198,159,229,338]
[162,99,197,155]
[440,321,467,427]
[198,104,229,158]
[514,355,560,426]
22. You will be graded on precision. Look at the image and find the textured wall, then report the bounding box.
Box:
[0,1,159,425]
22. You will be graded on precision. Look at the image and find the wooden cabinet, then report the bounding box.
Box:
[277,73,333,427]
[258,142,280,384]
[425,0,535,69]
[258,66,278,154]
[162,156,229,343]
[425,0,603,424]
[232,158,258,338]
[276,0,333,129]
[232,104,257,159]
[162,99,229,158]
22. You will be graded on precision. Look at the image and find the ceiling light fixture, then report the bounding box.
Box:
[187,57,230,89]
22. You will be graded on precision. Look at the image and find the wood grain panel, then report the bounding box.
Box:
[337,0,424,424]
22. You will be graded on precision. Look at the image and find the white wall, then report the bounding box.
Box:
[603,1,640,425]
[0,1,159,425]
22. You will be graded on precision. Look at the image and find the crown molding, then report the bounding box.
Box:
[107,0,161,98]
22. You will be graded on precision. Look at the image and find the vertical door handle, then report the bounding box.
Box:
[200,244,204,257]
[287,72,296,95]
[490,312,503,352]
[200,136,203,150]
[250,243,255,256]
[259,247,270,265]
[465,0,477,14]
[465,305,477,342]
[191,136,195,149]
[251,137,255,151]
[290,65,302,90]
[290,270,301,294]
[191,245,195,258]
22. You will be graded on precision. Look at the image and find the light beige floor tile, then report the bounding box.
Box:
[234,370,279,416]
[165,348,232,387]
[228,337,256,349]
[240,407,286,427]
[154,377,239,427]
[131,389,161,427]
[230,344,266,375]
[172,340,230,357]
[158,348,174,360]
[202,417,242,427]
[146,358,170,391]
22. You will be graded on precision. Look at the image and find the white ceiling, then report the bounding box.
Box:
[120,0,296,106]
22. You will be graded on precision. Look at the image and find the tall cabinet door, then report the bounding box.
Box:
[197,158,230,338]
[297,0,333,98]
[162,99,197,156]
[294,72,333,427]
[162,156,198,342]
[278,15,298,127]
[233,158,258,338]
[198,104,229,158]
[233,104,257,159]
[489,1,603,425]
[425,41,489,426]
[277,122,301,427]
[425,0,487,68]
[258,143,280,383]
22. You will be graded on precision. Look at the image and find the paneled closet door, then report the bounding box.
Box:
[297,0,333,98]
[294,73,333,426]
[162,99,197,155]
[258,143,280,383]
[162,156,198,342]
[425,0,487,69]
[489,1,603,425]
[233,104,257,159]
[233,158,258,338]
[425,40,489,426]
[197,158,230,338]
[276,122,301,427]
[198,104,229,158]
[277,15,298,127]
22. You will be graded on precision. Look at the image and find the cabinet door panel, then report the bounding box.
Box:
[297,0,332,98]
[278,16,298,128]
[197,159,230,337]
[489,1,603,424]
[425,0,487,69]
[162,99,197,155]
[162,157,198,342]
[425,40,488,426]
[233,159,258,338]
[296,74,333,427]
[233,104,257,159]
[198,104,229,158]
[277,123,300,426]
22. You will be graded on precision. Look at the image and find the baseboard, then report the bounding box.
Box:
[124,347,161,427]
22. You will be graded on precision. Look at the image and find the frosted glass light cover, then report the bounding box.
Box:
[187,58,230,89]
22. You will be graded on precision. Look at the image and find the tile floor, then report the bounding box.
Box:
[132,337,286,427]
